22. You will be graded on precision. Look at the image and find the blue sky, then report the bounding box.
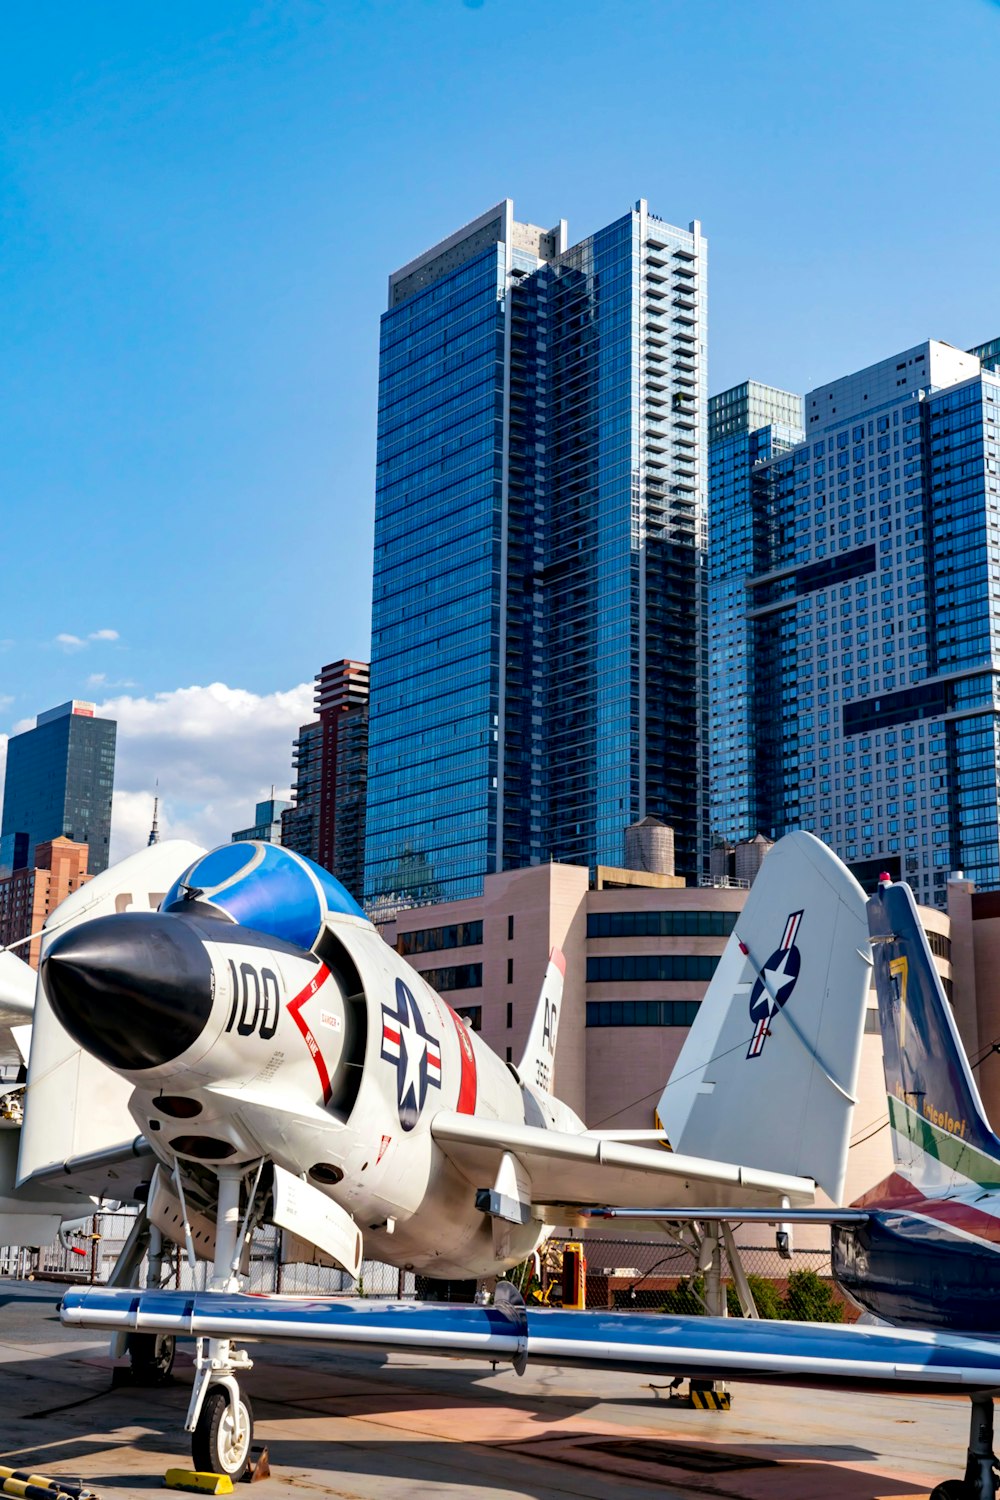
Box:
[2,0,1000,854]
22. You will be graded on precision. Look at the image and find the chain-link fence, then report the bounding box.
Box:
[537,1235,854,1320]
[2,1216,850,1319]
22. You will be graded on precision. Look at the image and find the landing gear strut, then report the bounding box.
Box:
[930,1393,999,1500]
[182,1163,259,1482]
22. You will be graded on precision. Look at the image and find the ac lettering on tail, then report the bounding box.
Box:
[542,999,557,1053]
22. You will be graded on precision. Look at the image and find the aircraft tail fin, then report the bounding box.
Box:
[517,948,564,1096]
[656,831,871,1201]
[868,877,1000,1176]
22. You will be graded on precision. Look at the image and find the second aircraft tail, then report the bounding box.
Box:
[868,876,1000,1184]
[656,831,872,1201]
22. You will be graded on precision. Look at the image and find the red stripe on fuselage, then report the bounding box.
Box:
[447,1005,477,1114]
[287,963,333,1104]
[856,1171,1000,1246]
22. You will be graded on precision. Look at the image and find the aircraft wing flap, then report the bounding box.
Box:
[430,1111,815,1210]
[61,1286,1000,1394]
[18,1134,153,1201]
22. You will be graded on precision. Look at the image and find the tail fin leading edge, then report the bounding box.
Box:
[518,948,564,1096]
[868,877,1000,1177]
[656,831,872,1201]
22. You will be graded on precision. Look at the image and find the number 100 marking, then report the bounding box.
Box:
[226,959,279,1040]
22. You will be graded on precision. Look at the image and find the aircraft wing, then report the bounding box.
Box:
[61,1284,1000,1395]
[0,950,36,1063]
[430,1111,815,1216]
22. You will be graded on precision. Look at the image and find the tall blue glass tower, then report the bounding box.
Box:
[365,201,708,906]
[0,700,116,876]
[707,382,804,848]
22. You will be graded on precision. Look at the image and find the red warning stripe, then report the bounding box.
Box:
[447,1005,478,1115]
[287,963,332,1104]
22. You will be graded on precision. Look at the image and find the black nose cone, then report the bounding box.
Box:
[43,912,215,1073]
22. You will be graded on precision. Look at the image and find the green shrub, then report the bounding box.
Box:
[782,1268,845,1323]
[726,1274,784,1320]
[659,1274,706,1315]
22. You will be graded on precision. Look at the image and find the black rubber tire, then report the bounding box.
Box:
[929,1482,972,1499]
[192,1386,254,1481]
[126,1332,176,1386]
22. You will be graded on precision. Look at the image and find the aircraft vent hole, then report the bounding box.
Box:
[169,1135,237,1161]
[308,1163,344,1186]
[154,1095,203,1119]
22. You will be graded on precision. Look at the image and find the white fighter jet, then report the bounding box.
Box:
[20,832,875,1477]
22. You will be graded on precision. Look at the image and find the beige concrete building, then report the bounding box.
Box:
[380,861,954,1216]
[945,873,1000,1131]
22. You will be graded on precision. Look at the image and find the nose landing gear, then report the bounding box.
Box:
[180,1162,262,1482]
[192,1383,255,1481]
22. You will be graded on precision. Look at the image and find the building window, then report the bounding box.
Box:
[586,911,737,939]
[925,929,951,961]
[586,955,720,982]
[507,957,514,984]
[586,1000,701,1027]
[506,1001,513,1029]
[455,1005,482,1032]
[398,920,483,956]
[507,914,514,940]
[415,964,482,992]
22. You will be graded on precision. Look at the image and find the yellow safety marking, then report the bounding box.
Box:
[163,1472,234,1496]
[0,1471,82,1495]
[1,1481,77,1500]
[690,1389,731,1410]
[890,955,908,1048]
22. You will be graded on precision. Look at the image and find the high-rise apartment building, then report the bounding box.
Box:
[708,383,804,848]
[0,701,116,877]
[0,837,91,967]
[365,199,708,908]
[282,660,369,900]
[710,340,1000,905]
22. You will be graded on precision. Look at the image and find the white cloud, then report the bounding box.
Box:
[97,681,313,863]
[53,628,121,653]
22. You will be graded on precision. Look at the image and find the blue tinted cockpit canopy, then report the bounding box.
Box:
[160,842,365,952]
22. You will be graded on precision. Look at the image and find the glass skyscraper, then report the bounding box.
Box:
[708,382,804,848]
[710,340,1000,906]
[366,199,708,906]
[0,700,116,876]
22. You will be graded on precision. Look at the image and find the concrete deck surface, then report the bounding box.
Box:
[0,1280,980,1499]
